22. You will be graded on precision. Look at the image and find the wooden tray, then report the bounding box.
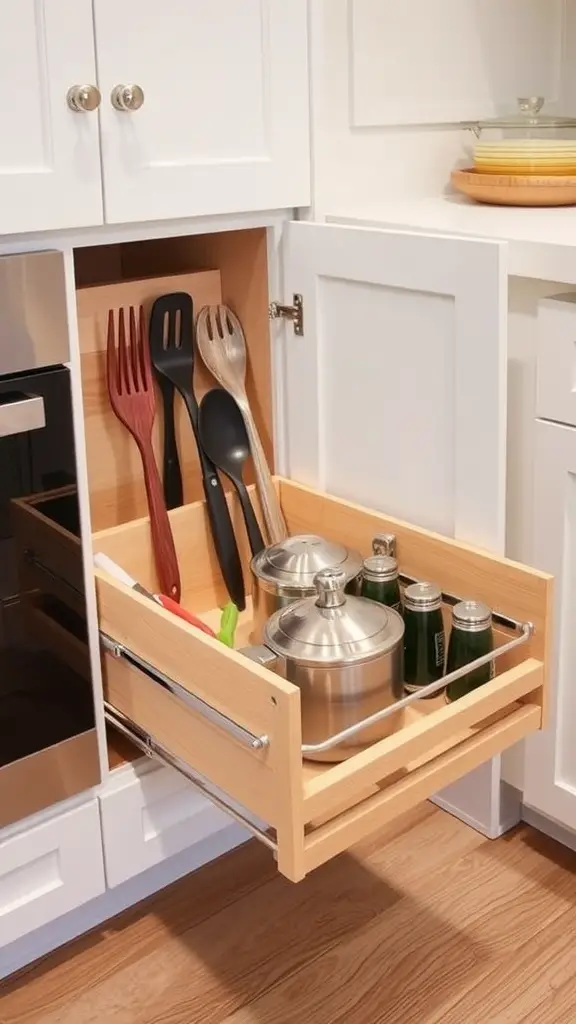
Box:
[451,167,576,207]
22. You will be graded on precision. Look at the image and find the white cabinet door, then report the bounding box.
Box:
[280,222,508,550]
[93,0,310,224]
[524,419,576,830]
[0,0,103,234]
[100,763,233,888]
[0,800,105,947]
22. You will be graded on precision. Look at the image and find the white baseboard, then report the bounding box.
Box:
[522,804,576,852]
[1,823,248,981]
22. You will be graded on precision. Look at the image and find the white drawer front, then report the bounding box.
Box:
[100,763,232,888]
[537,295,576,427]
[0,800,105,947]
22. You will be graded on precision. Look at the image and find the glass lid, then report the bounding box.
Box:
[475,97,576,130]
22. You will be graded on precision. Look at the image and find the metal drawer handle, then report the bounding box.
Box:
[104,702,277,852]
[100,633,269,751]
[0,393,45,438]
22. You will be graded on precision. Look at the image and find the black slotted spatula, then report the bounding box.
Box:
[149,297,183,510]
[149,293,245,611]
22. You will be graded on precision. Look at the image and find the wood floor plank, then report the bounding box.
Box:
[2,807,575,1024]
[223,825,576,1024]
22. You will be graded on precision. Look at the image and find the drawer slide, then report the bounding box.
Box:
[103,702,277,852]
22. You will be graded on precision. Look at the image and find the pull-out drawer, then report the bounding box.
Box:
[94,479,552,883]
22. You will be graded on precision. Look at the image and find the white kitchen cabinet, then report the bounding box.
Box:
[99,761,233,888]
[93,0,310,224]
[0,799,105,948]
[310,0,576,269]
[282,222,507,551]
[0,0,103,234]
[524,419,576,830]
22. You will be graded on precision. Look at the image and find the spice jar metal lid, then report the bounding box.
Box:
[264,567,404,666]
[251,534,363,593]
[452,600,492,633]
[404,582,442,612]
[362,555,398,583]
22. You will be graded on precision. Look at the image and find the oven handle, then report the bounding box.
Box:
[0,393,45,437]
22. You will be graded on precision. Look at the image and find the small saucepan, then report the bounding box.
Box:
[243,567,405,762]
[250,534,363,643]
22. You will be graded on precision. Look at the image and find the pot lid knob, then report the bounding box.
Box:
[314,567,347,608]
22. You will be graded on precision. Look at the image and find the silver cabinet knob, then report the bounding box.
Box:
[67,84,101,112]
[111,84,144,112]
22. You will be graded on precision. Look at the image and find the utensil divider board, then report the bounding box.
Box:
[93,477,551,882]
[75,228,275,534]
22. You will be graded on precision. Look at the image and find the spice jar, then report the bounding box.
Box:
[361,555,402,613]
[403,583,445,697]
[445,601,494,703]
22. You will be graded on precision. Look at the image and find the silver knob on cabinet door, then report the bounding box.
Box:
[111,84,145,111]
[67,84,101,112]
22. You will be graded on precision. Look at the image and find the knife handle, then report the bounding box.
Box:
[202,470,246,611]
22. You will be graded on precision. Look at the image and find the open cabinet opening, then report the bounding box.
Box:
[74,227,274,534]
[74,227,275,771]
[76,226,552,877]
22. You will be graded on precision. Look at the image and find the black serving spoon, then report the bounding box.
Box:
[149,294,245,610]
[199,388,265,558]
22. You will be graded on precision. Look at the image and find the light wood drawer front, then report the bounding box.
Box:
[99,763,233,888]
[95,479,552,883]
[0,800,105,947]
[536,295,576,427]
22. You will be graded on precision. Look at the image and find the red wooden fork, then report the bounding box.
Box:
[106,305,181,601]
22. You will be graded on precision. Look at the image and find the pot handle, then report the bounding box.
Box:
[239,644,279,672]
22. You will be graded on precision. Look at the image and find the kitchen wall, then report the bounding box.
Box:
[310,0,574,215]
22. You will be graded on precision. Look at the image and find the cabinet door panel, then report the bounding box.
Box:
[282,222,507,551]
[94,0,310,223]
[0,800,104,947]
[0,0,103,233]
[524,420,576,830]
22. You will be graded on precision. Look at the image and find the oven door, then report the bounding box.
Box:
[0,368,100,829]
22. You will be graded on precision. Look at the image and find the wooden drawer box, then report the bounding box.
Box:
[93,478,552,883]
[11,486,85,617]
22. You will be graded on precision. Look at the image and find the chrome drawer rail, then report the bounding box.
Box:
[301,577,535,756]
[104,701,278,853]
[100,632,269,752]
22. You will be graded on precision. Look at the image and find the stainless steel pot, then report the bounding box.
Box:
[245,566,405,763]
[250,534,363,642]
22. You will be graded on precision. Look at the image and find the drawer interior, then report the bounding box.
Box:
[93,478,551,881]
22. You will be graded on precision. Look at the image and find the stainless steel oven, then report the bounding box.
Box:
[0,252,100,829]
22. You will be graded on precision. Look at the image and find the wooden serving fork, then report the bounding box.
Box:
[106,305,181,601]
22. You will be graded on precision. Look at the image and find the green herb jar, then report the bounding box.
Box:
[446,601,494,703]
[361,555,402,613]
[403,582,445,697]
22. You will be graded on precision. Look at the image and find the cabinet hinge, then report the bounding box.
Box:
[269,294,303,336]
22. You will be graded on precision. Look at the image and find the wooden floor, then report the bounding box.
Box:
[2,804,576,1024]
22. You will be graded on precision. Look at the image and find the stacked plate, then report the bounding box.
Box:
[473,139,576,177]
[452,98,576,207]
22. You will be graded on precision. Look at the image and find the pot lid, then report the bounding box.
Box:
[474,97,576,130]
[251,534,362,588]
[264,567,404,665]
